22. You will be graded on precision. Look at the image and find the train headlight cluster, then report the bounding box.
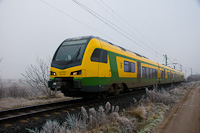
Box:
[71,70,82,75]
[50,71,56,76]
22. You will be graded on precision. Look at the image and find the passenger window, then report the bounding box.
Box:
[149,68,152,78]
[124,61,135,73]
[155,69,158,78]
[160,70,164,79]
[142,67,146,78]
[146,68,149,78]
[91,49,107,63]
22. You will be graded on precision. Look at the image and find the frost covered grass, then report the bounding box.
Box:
[0,95,71,111]
[0,84,33,99]
[145,87,175,105]
[28,83,190,133]
[0,90,72,111]
[0,82,73,110]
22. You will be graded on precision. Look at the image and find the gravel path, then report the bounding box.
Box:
[156,81,200,133]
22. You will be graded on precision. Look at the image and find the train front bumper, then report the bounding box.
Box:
[48,77,81,91]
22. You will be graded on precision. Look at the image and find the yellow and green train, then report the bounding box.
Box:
[48,36,185,98]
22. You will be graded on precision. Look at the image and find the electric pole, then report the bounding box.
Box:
[172,62,182,72]
[172,63,177,69]
[164,55,167,66]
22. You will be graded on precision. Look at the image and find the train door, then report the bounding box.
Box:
[98,50,111,77]
[137,61,141,85]
[98,49,111,91]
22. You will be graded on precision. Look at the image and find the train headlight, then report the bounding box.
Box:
[50,71,56,76]
[71,70,82,75]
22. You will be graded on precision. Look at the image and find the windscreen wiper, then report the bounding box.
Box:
[67,47,81,64]
[75,47,81,60]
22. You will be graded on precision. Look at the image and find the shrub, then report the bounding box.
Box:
[80,102,134,132]
[127,106,146,120]
[0,83,33,99]
[27,120,67,133]
[22,57,57,98]
[65,113,86,132]
[145,88,175,105]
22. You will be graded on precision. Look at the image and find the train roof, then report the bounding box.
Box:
[65,36,183,75]
[64,36,148,59]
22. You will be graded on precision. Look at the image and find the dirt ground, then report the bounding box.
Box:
[156,81,200,133]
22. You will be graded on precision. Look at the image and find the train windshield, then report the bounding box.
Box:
[52,39,88,69]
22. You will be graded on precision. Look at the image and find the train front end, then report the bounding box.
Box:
[48,36,95,97]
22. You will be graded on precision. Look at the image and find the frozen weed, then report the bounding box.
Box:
[115,105,119,113]
[105,102,111,114]
[40,120,66,133]
[80,102,134,132]
[146,88,175,105]
[127,106,146,120]
[81,106,88,120]
[117,116,135,133]
[27,120,67,133]
[65,113,86,132]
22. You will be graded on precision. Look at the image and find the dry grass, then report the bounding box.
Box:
[145,87,176,105]
[0,93,72,111]
[0,82,72,111]
[126,106,146,120]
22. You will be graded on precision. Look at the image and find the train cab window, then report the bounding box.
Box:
[124,61,135,73]
[91,49,107,63]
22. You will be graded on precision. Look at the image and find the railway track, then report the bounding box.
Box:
[0,98,85,124]
[0,89,146,133]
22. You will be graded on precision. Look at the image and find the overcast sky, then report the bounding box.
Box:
[0,0,200,79]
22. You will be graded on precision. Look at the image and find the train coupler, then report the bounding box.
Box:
[48,80,61,91]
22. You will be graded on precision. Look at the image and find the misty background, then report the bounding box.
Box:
[0,0,200,80]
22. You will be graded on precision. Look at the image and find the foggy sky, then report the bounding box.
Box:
[0,0,200,79]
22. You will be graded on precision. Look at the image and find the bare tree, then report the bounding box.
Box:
[22,57,57,97]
